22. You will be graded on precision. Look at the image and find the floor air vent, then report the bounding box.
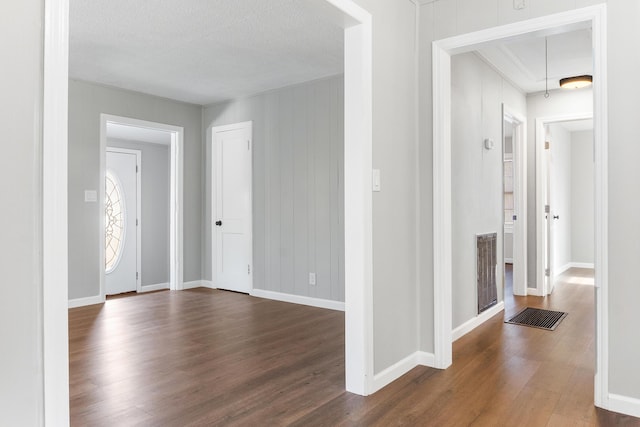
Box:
[477,233,497,314]
[505,307,568,331]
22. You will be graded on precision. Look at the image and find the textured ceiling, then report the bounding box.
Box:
[70,0,344,105]
[477,29,593,94]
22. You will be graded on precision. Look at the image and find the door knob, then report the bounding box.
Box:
[553,215,559,220]
[215,220,222,226]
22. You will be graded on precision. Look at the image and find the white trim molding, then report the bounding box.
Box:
[608,394,640,419]
[43,0,70,424]
[251,289,345,312]
[371,351,436,394]
[140,283,170,292]
[182,280,216,290]
[68,295,104,309]
[432,4,609,410]
[452,302,505,342]
[527,287,545,297]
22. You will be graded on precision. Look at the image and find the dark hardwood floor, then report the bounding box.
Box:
[69,272,640,426]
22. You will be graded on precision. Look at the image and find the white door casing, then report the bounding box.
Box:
[105,148,141,295]
[212,122,253,294]
[433,5,608,408]
[44,2,372,422]
[503,105,527,297]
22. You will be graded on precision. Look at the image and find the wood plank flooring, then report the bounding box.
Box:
[69,270,640,426]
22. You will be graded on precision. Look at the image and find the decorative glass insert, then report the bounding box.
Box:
[105,171,126,273]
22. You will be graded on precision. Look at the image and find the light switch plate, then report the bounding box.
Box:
[84,190,97,202]
[372,169,381,192]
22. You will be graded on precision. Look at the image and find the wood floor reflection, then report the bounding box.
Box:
[69,272,639,426]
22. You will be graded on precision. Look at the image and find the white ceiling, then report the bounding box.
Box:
[70,0,344,105]
[106,122,172,145]
[557,119,593,132]
[477,29,593,94]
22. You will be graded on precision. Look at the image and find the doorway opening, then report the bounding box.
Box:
[433,4,608,407]
[536,115,594,296]
[100,115,185,298]
[43,1,373,422]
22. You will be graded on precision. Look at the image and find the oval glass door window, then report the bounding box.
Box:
[105,171,126,273]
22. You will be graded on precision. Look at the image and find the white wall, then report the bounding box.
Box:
[451,52,526,328]
[68,80,203,300]
[526,89,593,286]
[571,130,594,264]
[0,1,45,423]
[202,76,345,302]
[107,138,170,287]
[608,0,640,399]
[548,123,572,273]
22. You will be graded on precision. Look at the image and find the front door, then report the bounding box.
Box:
[105,149,140,295]
[213,122,252,293]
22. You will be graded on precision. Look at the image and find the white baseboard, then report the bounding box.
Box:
[182,280,216,290]
[250,289,345,311]
[569,262,594,269]
[527,287,544,296]
[452,302,504,342]
[555,263,572,276]
[68,295,104,308]
[416,351,436,367]
[608,393,640,418]
[139,282,169,292]
[370,351,436,394]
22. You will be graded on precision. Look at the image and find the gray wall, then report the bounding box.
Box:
[526,89,593,288]
[353,0,419,373]
[548,123,572,272]
[0,1,45,423]
[451,53,526,328]
[570,130,594,264]
[68,80,202,300]
[202,76,345,302]
[107,138,170,286]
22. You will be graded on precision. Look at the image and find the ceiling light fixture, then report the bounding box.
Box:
[559,75,593,89]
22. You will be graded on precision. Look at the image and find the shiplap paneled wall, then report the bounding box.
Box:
[202,75,345,302]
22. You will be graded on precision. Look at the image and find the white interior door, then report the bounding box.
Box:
[105,149,140,295]
[213,122,252,293]
[544,129,554,294]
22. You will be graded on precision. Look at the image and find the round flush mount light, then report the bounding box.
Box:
[559,75,592,89]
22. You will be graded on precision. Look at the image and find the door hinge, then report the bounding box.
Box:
[136,165,139,173]
[136,272,139,280]
[545,141,550,150]
[545,268,550,277]
[512,215,517,221]
[247,140,250,150]
[136,218,139,226]
[545,204,550,213]
[248,264,251,275]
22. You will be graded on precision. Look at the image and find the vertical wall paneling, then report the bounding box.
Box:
[203,75,345,302]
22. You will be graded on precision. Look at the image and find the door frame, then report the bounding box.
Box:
[105,147,142,293]
[432,4,609,408]
[535,113,593,296]
[210,121,254,293]
[43,0,372,422]
[100,114,184,295]
[502,104,527,297]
